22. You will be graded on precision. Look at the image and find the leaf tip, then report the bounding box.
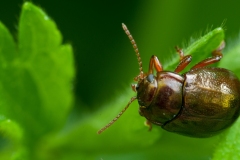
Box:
[22,2,33,9]
[214,27,224,32]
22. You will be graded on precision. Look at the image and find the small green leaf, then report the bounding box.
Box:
[0,116,23,144]
[0,21,16,64]
[0,2,75,144]
[0,21,17,116]
[0,116,23,160]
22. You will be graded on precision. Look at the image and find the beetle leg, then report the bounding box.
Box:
[174,46,192,73]
[191,55,222,69]
[131,84,137,92]
[144,119,152,131]
[191,41,225,69]
[175,46,185,60]
[148,55,163,74]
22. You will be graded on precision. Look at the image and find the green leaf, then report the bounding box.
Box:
[0,21,16,63]
[0,116,23,144]
[41,90,162,159]
[218,38,240,76]
[212,37,240,160]
[43,90,220,160]
[212,118,240,160]
[0,2,75,145]
[0,116,23,160]
[0,2,235,159]
[47,27,225,159]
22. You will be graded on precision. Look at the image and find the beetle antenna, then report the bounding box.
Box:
[122,23,143,73]
[97,96,137,134]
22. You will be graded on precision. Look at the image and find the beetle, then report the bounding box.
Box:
[98,23,240,137]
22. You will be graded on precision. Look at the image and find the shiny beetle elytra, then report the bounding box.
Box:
[98,24,240,137]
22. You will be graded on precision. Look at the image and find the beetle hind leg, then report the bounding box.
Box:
[191,41,225,69]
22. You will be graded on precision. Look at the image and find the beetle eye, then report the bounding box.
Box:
[147,74,154,83]
[136,84,139,90]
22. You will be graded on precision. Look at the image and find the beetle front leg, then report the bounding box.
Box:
[174,46,192,73]
[191,41,225,69]
[148,55,163,74]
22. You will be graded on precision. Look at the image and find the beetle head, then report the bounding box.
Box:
[136,74,157,107]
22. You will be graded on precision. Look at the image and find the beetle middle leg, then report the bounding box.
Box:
[144,119,152,131]
[191,41,225,69]
[174,46,192,73]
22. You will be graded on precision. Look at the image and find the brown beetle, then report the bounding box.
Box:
[98,24,240,137]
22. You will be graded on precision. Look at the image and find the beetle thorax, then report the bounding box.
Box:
[138,72,184,125]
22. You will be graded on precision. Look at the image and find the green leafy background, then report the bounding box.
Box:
[0,1,240,160]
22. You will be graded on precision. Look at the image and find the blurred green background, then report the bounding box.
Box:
[1,1,240,159]
[1,0,240,107]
